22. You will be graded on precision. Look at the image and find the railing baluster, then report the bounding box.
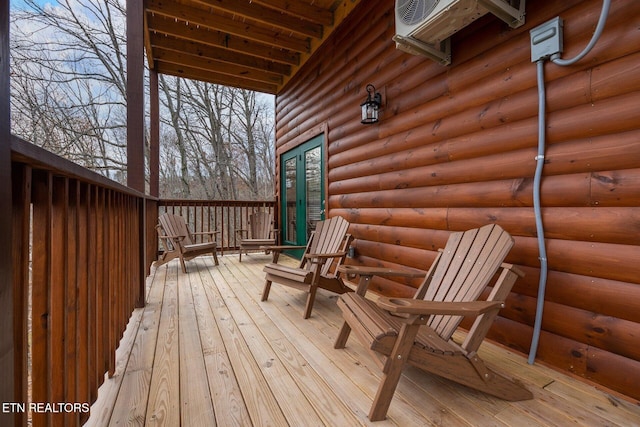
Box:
[11,163,31,427]
[77,182,90,424]
[31,170,51,427]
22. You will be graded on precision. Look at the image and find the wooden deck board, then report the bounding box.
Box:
[88,254,640,426]
[192,260,251,426]
[177,268,217,426]
[145,260,181,426]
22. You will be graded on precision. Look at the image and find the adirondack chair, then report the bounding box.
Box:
[156,213,219,273]
[334,224,533,421]
[235,210,277,261]
[262,216,353,319]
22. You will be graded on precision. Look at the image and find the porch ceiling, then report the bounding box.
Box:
[143,0,362,94]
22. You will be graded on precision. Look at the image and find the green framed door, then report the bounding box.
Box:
[281,135,325,257]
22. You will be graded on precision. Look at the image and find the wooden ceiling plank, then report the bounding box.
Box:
[146,0,310,53]
[251,0,334,26]
[190,0,323,39]
[154,47,283,84]
[156,62,279,94]
[147,15,300,66]
[151,36,292,76]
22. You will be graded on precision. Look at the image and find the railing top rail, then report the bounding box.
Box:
[11,135,151,199]
[159,199,276,205]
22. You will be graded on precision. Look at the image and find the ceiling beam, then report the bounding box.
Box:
[252,0,334,26]
[146,0,310,53]
[156,62,279,94]
[154,47,283,85]
[191,0,323,38]
[151,36,292,76]
[147,15,300,65]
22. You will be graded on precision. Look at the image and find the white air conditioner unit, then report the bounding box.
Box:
[393,0,526,65]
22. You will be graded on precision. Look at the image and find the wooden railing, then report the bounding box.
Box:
[8,136,277,426]
[159,199,277,253]
[10,136,154,427]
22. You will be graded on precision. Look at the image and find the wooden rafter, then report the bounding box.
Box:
[144,0,362,94]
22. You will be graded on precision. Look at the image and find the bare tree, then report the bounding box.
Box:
[11,0,130,178]
[10,0,275,198]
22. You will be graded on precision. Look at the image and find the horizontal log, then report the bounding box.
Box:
[508,235,640,285]
[329,174,588,208]
[352,239,436,273]
[331,207,449,230]
[512,268,640,324]
[333,136,640,197]
[447,206,640,245]
[344,228,640,295]
[330,147,538,194]
[501,293,640,362]
[330,169,640,209]
[591,52,640,102]
[590,168,640,207]
[489,317,640,402]
[347,223,451,251]
[342,206,640,247]
[328,114,536,171]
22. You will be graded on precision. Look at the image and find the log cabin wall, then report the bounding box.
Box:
[274,0,640,402]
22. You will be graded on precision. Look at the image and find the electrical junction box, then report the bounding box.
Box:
[530,17,563,62]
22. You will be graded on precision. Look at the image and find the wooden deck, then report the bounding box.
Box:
[85,254,640,426]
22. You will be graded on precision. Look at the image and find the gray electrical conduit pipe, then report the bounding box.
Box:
[528,0,611,365]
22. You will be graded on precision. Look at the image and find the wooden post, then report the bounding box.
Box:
[0,2,15,426]
[127,0,145,193]
[150,69,159,198]
[128,0,148,309]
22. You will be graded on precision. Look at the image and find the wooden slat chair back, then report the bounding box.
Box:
[236,211,277,261]
[418,224,516,350]
[261,216,353,319]
[334,224,532,421]
[156,213,219,273]
[251,211,273,240]
[302,215,350,277]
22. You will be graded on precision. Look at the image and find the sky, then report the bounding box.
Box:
[11,0,54,11]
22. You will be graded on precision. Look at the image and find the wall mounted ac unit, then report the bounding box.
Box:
[393,0,526,65]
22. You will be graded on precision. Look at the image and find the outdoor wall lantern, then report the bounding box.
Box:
[360,84,382,124]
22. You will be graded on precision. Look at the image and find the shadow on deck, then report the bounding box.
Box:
[86,254,640,426]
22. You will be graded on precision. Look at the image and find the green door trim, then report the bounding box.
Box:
[280,134,325,258]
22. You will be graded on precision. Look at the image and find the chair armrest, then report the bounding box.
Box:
[159,233,186,242]
[304,251,348,259]
[192,231,221,236]
[338,265,424,279]
[376,298,505,316]
[261,245,308,264]
[261,245,307,252]
[336,265,424,296]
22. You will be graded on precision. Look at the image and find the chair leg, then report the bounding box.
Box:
[212,249,219,266]
[369,322,420,421]
[303,286,318,319]
[261,280,272,301]
[238,249,242,262]
[179,257,188,274]
[369,358,406,421]
[334,322,352,349]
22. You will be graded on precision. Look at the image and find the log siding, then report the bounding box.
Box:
[275,0,640,402]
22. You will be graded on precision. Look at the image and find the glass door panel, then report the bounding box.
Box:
[305,146,322,239]
[283,156,297,243]
[280,135,324,256]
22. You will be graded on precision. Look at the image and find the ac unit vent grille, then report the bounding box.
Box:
[397,0,439,26]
